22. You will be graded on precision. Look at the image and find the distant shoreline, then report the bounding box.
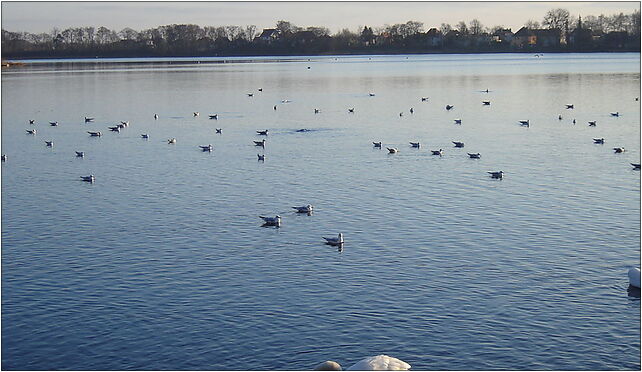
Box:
[4,49,640,63]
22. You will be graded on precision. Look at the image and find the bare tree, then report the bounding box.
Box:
[243,25,257,41]
[524,19,541,29]
[456,21,468,34]
[543,8,570,30]
[440,23,452,35]
[469,19,484,35]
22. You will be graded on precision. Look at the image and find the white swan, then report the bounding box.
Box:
[323,233,344,246]
[629,268,640,288]
[315,355,410,371]
[292,205,313,213]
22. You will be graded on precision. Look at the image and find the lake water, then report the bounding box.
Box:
[2,53,640,370]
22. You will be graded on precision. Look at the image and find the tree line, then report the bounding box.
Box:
[2,8,640,58]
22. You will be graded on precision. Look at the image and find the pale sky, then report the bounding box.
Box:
[1,1,639,34]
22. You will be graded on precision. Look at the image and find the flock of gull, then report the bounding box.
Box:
[5,88,639,253]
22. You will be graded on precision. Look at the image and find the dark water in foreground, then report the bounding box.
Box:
[2,53,640,370]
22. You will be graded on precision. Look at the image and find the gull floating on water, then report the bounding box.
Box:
[565,104,574,109]
[399,112,403,117]
[1,155,6,162]
[258,88,263,92]
[348,108,355,113]
[629,268,640,288]
[193,112,199,117]
[431,149,443,156]
[254,139,266,147]
[454,119,462,124]
[209,114,219,120]
[314,109,321,114]
[369,93,376,96]
[154,114,158,119]
[108,126,120,132]
[488,171,504,179]
[45,141,53,147]
[453,141,464,148]
[631,163,640,169]
[168,138,176,144]
[247,93,254,97]
[519,120,530,126]
[141,134,149,139]
[468,153,481,159]
[315,355,410,371]
[482,101,491,105]
[256,130,269,135]
[410,108,414,114]
[80,175,95,183]
[387,147,398,153]
[259,215,281,226]
[49,121,58,126]
[84,117,94,122]
[26,129,36,135]
[588,121,596,126]
[216,128,222,134]
[29,119,35,124]
[558,115,562,120]
[373,142,382,148]
[593,138,605,144]
[445,105,454,110]
[199,144,213,152]
[610,112,620,117]
[613,147,625,153]
[257,154,265,161]
[421,97,428,101]
[323,233,344,246]
[88,131,102,137]
[292,205,313,213]
[120,121,129,127]
[409,142,420,148]
[75,151,84,157]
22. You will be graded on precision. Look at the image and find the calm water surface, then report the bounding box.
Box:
[2,53,640,370]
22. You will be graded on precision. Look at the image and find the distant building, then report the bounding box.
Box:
[256,28,281,42]
[512,27,561,48]
[492,28,514,44]
[425,28,443,47]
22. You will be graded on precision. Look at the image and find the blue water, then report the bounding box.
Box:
[2,53,640,370]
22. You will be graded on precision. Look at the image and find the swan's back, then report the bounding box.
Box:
[347,355,411,371]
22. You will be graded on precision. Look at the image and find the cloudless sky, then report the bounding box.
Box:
[1,1,639,34]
